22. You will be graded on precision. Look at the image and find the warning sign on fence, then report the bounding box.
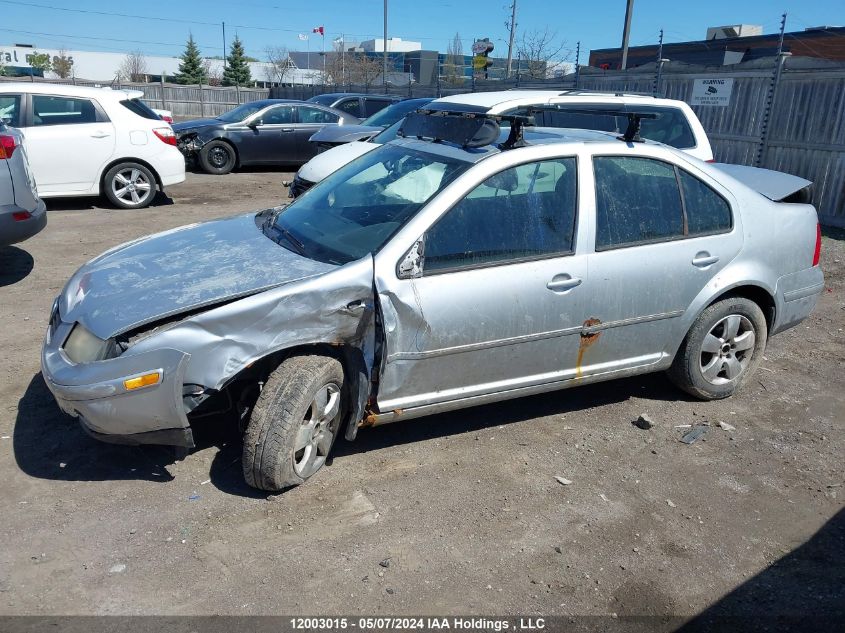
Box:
[691,78,734,106]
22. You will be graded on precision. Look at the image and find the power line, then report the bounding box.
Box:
[0,27,219,51]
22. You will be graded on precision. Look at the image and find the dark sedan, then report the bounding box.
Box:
[173,100,359,175]
[306,93,401,119]
[308,97,434,152]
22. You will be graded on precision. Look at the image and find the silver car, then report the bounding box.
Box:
[41,112,824,492]
[0,121,46,246]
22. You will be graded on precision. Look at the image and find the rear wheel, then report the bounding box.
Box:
[103,162,157,209]
[668,297,767,400]
[199,140,236,175]
[242,355,344,491]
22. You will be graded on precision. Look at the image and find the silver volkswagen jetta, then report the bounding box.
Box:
[41,111,824,491]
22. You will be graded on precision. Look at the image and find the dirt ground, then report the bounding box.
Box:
[0,170,842,625]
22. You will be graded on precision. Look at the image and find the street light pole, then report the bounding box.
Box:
[383,0,388,86]
[505,0,517,78]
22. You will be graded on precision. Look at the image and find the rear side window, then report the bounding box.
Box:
[262,105,295,124]
[594,157,683,249]
[594,156,732,250]
[297,106,338,124]
[0,94,22,127]
[334,98,362,118]
[680,170,732,235]
[425,158,578,272]
[32,95,104,126]
[120,98,159,120]
[537,106,696,149]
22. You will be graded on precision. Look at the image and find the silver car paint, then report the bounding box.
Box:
[0,124,46,246]
[41,135,823,446]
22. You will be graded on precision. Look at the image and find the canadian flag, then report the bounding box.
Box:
[312,26,324,36]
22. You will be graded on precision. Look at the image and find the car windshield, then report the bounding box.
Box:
[307,95,338,106]
[360,100,428,128]
[371,119,404,144]
[266,145,468,265]
[217,102,268,123]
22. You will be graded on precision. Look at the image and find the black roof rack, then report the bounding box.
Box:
[398,109,535,150]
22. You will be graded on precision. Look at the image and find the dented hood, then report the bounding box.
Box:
[59,212,336,339]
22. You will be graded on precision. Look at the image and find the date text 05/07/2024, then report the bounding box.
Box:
[289,617,547,631]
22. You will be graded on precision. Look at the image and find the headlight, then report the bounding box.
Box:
[63,323,115,363]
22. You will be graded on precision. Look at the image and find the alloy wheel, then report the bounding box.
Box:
[699,314,756,385]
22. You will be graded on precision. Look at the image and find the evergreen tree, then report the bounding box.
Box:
[223,35,252,86]
[175,34,207,85]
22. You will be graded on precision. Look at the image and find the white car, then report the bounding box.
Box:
[0,84,185,209]
[290,90,714,197]
[152,108,174,124]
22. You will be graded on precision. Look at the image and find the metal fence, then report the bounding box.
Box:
[4,61,845,225]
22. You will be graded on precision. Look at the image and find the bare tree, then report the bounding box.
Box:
[119,50,149,82]
[345,53,383,88]
[52,48,74,79]
[203,59,223,86]
[516,28,569,79]
[443,32,464,86]
[265,46,293,85]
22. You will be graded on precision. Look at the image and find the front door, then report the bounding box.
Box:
[374,156,590,412]
[577,154,742,375]
[238,104,296,164]
[23,94,115,193]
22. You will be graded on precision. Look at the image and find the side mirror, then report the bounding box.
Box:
[397,239,424,279]
[248,118,263,128]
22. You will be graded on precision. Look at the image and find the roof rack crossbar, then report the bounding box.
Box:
[526,106,658,143]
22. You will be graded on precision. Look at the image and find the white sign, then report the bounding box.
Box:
[691,78,734,107]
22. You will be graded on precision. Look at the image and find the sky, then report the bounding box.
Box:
[0,0,843,62]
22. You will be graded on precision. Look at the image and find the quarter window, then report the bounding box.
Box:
[680,170,732,235]
[425,158,578,272]
[594,156,732,250]
[0,94,22,127]
[32,95,102,126]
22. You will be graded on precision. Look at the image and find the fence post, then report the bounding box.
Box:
[756,52,790,167]
[236,82,241,105]
[160,77,168,111]
[198,82,205,118]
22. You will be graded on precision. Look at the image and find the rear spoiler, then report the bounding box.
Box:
[711,164,813,203]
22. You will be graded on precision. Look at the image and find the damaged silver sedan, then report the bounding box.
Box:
[41,110,824,491]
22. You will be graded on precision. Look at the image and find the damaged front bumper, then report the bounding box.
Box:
[176,132,205,160]
[41,319,195,448]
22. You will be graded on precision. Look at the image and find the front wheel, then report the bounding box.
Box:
[242,355,344,491]
[103,162,157,209]
[668,297,767,400]
[199,140,236,175]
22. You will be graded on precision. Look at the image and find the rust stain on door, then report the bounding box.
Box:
[576,317,602,379]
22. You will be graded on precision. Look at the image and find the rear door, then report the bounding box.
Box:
[576,153,741,375]
[293,106,340,162]
[22,94,115,193]
[374,154,591,412]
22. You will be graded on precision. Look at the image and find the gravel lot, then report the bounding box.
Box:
[1,171,842,624]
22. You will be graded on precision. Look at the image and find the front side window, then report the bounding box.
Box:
[32,95,102,126]
[218,102,267,123]
[424,158,578,273]
[262,105,294,125]
[298,106,339,124]
[594,156,732,250]
[0,94,22,127]
[268,145,468,265]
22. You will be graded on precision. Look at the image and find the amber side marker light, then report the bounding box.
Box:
[123,372,162,391]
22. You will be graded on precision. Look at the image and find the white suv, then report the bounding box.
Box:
[292,90,713,197]
[0,84,185,209]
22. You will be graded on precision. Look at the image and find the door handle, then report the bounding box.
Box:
[281,128,294,132]
[546,275,582,292]
[90,132,110,139]
[691,252,720,268]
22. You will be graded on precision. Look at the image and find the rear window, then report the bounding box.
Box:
[120,98,160,121]
[0,94,21,127]
[362,98,392,117]
[536,105,697,150]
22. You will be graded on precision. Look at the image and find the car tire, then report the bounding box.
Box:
[242,355,344,491]
[668,297,767,400]
[103,162,157,209]
[199,140,237,175]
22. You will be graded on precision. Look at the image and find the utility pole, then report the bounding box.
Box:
[758,12,788,166]
[222,22,227,70]
[653,28,664,96]
[620,0,634,70]
[505,0,517,78]
[383,0,388,86]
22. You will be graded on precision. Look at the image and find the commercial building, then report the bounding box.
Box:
[589,25,845,69]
